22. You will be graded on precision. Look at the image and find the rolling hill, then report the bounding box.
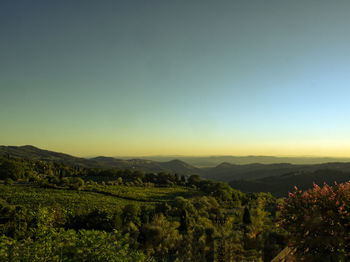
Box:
[201,161,350,182]
[0,145,200,175]
[0,145,95,167]
[2,145,350,196]
[138,155,350,167]
[229,169,350,197]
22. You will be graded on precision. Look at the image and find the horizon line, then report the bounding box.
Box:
[3,145,350,159]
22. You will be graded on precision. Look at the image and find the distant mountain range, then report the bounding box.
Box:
[133,155,350,167]
[230,169,350,197]
[200,161,350,181]
[0,145,200,175]
[2,145,350,196]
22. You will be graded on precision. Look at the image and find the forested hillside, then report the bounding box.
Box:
[0,145,200,174]
[0,155,286,261]
[4,145,350,183]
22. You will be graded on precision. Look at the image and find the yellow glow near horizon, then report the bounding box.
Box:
[8,138,350,158]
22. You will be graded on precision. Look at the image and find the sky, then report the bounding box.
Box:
[1,0,350,157]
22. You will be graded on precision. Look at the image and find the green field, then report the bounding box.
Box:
[84,184,197,201]
[0,183,196,214]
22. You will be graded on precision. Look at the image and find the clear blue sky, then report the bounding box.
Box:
[1,0,350,157]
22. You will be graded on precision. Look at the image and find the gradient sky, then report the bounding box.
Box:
[1,0,350,157]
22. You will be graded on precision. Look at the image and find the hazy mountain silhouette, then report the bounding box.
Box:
[2,145,350,186]
[229,169,350,197]
[138,155,350,167]
[0,145,200,175]
[201,161,350,182]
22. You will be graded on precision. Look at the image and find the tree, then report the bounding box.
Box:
[122,204,140,227]
[67,208,115,231]
[4,178,14,186]
[140,214,182,259]
[188,174,201,186]
[69,177,85,190]
[243,207,252,225]
[0,199,29,239]
[0,159,25,180]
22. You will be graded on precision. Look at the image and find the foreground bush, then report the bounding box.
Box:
[0,229,151,262]
[279,182,350,261]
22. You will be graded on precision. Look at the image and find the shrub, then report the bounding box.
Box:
[0,160,25,180]
[69,177,85,190]
[4,178,14,186]
[279,182,350,261]
[0,229,151,262]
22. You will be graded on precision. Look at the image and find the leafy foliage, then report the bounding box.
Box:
[0,230,150,262]
[279,182,350,261]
